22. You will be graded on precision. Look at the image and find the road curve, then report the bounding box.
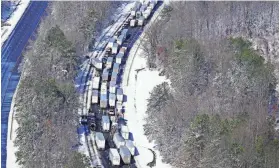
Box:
[1,2,48,168]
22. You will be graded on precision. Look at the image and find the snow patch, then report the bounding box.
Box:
[1,0,31,46]
[122,39,171,168]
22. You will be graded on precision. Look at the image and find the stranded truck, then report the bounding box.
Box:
[119,146,132,164]
[125,140,135,156]
[109,81,116,94]
[121,125,129,140]
[91,58,102,70]
[92,90,99,104]
[109,148,120,166]
[102,115,110,132]
[109,93,116,107]
[116,53,124,64]
[117,88,124,102]
[95,132,105,150]
[92,76,100,89]
[106,57,113,69]
[100,94,107,108]
[113,133,125,149]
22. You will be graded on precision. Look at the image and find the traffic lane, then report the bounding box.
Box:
[1,2,47,62]
[1,2,48,93]
[1,2,48,80]
[1,2,48,168]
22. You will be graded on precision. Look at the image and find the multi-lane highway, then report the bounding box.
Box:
[1,2,48,168]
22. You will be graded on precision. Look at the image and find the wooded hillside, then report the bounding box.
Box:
[14,2,113,167]
[144,2,279,168]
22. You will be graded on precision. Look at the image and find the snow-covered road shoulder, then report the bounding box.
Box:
[1,0,31,46]
[123,52,171,168]
[122,3,171,167]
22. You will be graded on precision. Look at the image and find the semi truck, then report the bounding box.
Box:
[101,82,107,95]
[113,133,125,149]
[95,132,105,150]
[109,93,116,107]
[109,81,116,94]
[92,90,99,104]
[92,76,100,89]
[111,71,118,83]
[112,43,119,54]
[91,58,102,70]
[108,38,115,48]
[106,57,113,69]
[116,53,124,64]
[102,115,110,132]
[116,100,123,112]
[121,28,128,39]
[125,140,135,156]
[100,94,107,108]
[119,146,132,164]
[138,16,145,26]
[113,63,120,73]
[117,34,125,45]
[117,88,124,102]
[109,148,120,166]
[121,125,130,140]
[130,19,136,27]
[102,69,109,81]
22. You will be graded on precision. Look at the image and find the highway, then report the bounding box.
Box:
[79,2,163,167]
[1,2,48,168]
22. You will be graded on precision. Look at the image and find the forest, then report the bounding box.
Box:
[144,1,279,168]
[13,2,116,167]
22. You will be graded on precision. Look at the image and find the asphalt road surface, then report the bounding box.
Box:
[1,2,48,168]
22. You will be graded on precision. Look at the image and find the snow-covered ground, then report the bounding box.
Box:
[123,51,171,168]
[1,0,31,46]
[121,3,171,167]
[6,87,20,168]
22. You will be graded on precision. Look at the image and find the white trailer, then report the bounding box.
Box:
[109,81,116,94]
[125,140,135,156]
[109,93,116,107]
[111,71,118,83]
[130,19,136,27]
[140,4,147,13]
[95,132,105,150]
[100,94,107,108]
[117,34,125,45]
[116,53,124,64]
[119,47,126,55]
[138,16,145,26]
[116,100,123,112]
[87,85,92,111]
[102,69,109,81]
[101,82,107,95]
[143,9,152,19]
[92,90,99,104]
[92,58,102,70]
[92,76,100,89]
[102,115,110,132]
[109,148,120,166]
[108,38,115,48]
[117,88,124,102]
[106,57,113,69]
[121,29,128,38]
[119,146,131,165]
[130,2,141,16]
[112,43,119,54]
[121,125,129,140]
[113,133,125,149]
[113,63,120,73]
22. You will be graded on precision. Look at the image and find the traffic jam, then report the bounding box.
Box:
[80,0,160,167]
